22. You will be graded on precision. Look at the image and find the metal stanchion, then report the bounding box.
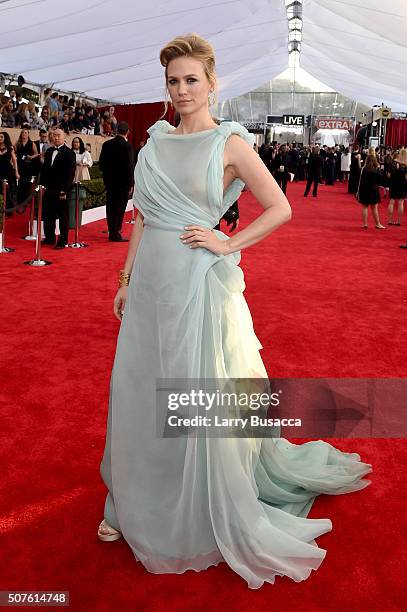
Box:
[1,179,15,253]
[68,182,88,248]
[126,201,136,224]
[24,185,52,266]
[21,176,37,240]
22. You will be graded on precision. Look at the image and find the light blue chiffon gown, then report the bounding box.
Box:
[100,119,372,589]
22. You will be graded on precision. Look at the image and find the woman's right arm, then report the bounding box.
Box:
[122,209,144,274]
[113,210,144,321]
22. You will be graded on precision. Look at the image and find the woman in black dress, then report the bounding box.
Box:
[348,144,361,193]
[358,151,385,229]
[15,128,38,205]
[304,145,323,197]
[0,131,19,216]
[381,151,393,200]
[388,148,407,226]
[324,148,336,185]
[273,144,289,194]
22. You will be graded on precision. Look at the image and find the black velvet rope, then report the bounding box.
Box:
[1,181,107,216]
[1,188,35,214]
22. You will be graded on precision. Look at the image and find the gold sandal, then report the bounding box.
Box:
[97,519,122,542]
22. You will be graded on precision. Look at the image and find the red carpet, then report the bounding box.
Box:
[1,181,406,611]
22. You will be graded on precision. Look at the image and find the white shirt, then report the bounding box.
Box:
[39,141,49,154]
[51,145,64,165]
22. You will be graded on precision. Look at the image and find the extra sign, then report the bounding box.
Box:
[316,118,353,130]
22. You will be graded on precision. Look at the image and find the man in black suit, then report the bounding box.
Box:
[34,129,51,156]
[304,146,323,198]
[288,143,300,181]
[32,129,51,175]
[134,140,145,164]
[99,121,134,242]
[273,144,290,194]
[213,201,240,232]
[40,128,76,248]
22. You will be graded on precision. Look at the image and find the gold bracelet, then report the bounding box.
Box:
[118,269,131,287]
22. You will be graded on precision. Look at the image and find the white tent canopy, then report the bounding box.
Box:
[0,0,288,103]
[301,0,407,111]
[1,0,406,109]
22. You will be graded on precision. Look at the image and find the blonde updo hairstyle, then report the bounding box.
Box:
[159,34,217,119]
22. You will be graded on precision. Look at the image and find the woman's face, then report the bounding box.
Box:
[21,129,29,139]
[166,56,213,116]
[72,138,80,150]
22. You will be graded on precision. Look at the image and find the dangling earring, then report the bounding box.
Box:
[208,90,216,106]
[165,89,173,108]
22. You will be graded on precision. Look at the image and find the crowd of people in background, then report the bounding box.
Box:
[0,87,128,218]
[349,145,407,232]
[1,89,406,246]
[257,139,407,240]
[258,141,359,197]
[0,125,94,214]
[258,141,405,192]
[0,118,137,248]
[0,88,118,136]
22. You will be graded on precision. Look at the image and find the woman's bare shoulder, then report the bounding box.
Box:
[224,133,255,169]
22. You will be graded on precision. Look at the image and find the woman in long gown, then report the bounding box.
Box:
[99,34,372,589]
[348,145,362,194]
